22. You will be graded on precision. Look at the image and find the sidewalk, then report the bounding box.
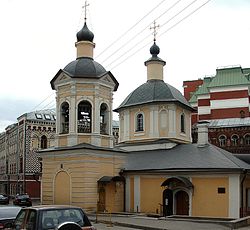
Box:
[88,213,250,230]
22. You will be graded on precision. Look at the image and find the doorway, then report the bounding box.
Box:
[163,189,173,216]
[175,190,189,215]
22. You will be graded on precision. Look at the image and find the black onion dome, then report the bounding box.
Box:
[114,80,193,112]
[145,42,166,65]
[77,22,94,42]
[150,42,160,57]
[63,57,106,77]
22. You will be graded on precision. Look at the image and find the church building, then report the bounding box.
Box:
[40,18,250,218]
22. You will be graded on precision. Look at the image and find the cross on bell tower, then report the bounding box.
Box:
[150,20,160,42]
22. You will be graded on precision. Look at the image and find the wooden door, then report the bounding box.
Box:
[175,190,189,215]
[98,186,105,212]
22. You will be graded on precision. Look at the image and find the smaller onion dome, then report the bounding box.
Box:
[76,22,94,42]
[150,42,160,57]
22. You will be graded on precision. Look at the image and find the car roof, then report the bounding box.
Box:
[0,206,22,219]
[22,205,83,211]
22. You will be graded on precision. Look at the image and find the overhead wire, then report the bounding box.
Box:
[96,0,167,59]
[30,0,212,112]
[109,0,212,71]
[101,0,184,66]
[30,0,169,112]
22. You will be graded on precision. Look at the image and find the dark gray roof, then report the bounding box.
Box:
[63,57,106,78]
[76,22,94,42]
[39,142,126,153]
[235,154,250,164]
[123,144,250,172]
[114,80,193,112]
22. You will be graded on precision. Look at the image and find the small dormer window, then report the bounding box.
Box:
[44,114,51,120]
[35,114,42,119]
[136,113,144,132]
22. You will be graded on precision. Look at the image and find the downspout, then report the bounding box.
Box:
[240,169,247,217]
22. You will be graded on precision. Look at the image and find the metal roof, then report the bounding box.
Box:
[123,144,250,172]
[18,109,56,122]
[208,66,250,88]
[63,57,106,78]
[208,118,250,128]
[115,80,193,112]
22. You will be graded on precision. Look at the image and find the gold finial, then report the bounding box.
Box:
[82,0,90,22]
[150,20,160,42]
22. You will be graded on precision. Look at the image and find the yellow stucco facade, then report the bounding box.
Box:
[42,150,125,212]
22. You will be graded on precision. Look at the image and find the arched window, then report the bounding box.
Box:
[100,103,109,135]
[136,113,144,132]
[180,113,185,133]
[41,135,47,149]
[231,134,239,146]
[244,134,250,145]
[78,101,92,133]
[219,135,227,147]
[240,110,245,118]
[61,102,69,134]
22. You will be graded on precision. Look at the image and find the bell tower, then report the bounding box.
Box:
[50,8,119,148]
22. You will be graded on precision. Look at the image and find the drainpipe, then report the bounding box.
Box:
[240,169,247,217]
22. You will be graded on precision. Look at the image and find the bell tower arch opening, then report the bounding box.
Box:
[60,102,69,134]
[100,103,109,135]
[78,100,92,133]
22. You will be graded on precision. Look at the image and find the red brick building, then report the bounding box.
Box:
[183,66,250,153]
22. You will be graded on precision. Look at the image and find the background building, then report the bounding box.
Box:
[0,108,119,198]
[0,109,56,198]
[183,66,250,153]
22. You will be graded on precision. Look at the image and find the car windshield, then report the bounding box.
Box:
[0,207,21,219]
[41,208,89,229]
[17,194,29,199]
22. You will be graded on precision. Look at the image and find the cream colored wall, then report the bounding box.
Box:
[119,104,192,144]
[147,63,163,81]
[41,151,125,212]
[175,107,191,143]
[192,177,229,217]
[58,136,68,147]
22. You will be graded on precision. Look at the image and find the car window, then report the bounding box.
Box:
[41,208,88,229]
[14,209,26,230]
[25,210,37,230]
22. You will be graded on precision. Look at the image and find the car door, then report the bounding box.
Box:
[24,210,37,230]
[13,209,27,229]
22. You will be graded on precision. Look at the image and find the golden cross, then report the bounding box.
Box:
[150,20,160,41]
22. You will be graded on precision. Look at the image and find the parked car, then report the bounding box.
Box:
[10,205,96,230]
[0,206,21,229]
[13,194,32,207]
[0,194,9,205]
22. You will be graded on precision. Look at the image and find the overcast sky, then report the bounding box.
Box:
[0,0,250,132]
